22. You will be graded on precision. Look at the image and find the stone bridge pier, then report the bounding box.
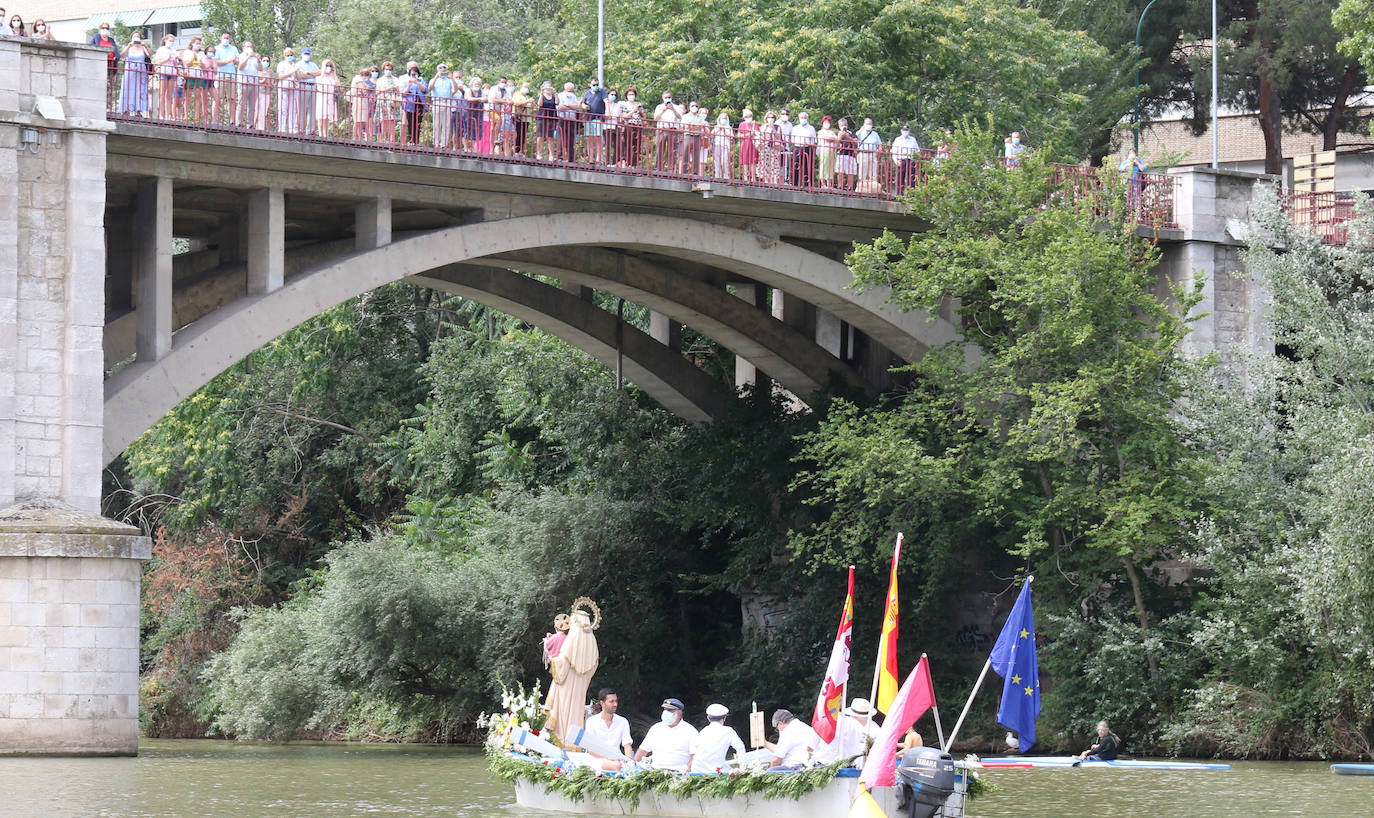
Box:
[0,40,149,754]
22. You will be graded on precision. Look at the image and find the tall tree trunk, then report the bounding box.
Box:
[1258,73,1283,175]
[1323,65,1361,151]
[1121,557,1159,678]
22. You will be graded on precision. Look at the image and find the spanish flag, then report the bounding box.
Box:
[875,534,902,713]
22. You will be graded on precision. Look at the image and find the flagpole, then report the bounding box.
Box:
[942,575,1033,751]
[923,653,947,749]
[869,533,902,711]
[842,563,853,708]
[942,659,988,751]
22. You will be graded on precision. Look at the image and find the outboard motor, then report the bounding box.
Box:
[894,746,956,818]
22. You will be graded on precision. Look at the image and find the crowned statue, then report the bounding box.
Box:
[542,597,600,744]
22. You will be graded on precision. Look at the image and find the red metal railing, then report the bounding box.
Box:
[1282,190,1358,246]
[105,65,1179,222]
[1048,164,1180,229]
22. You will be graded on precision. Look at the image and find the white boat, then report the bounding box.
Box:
[503,751,970,818]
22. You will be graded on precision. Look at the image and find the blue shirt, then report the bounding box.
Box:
[213,42,238,75]
[582,86,608,119]
[298,59,318,84]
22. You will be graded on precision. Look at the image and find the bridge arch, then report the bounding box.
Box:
[104,212,958,463]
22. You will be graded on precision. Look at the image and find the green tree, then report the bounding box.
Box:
[800,122,1205,680]
[525,0,1130,156]
[203,0,331,55]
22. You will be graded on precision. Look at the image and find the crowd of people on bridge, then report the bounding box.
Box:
[7,17,1167,207]
[72,25,998,195]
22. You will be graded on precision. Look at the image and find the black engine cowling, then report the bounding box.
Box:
[894,747,956,818]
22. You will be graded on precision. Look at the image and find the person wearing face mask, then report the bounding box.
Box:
[600,87,619,165]
[580,76,608,165]
[181,38,212,122]
[5,14,23,37]
[891,123,920,193]
[710,112,733,181]
[653,91,683,172]
[535,83,558,160]
[211,33,238,124]
[428,65,457,149]
[31,18,55,41]
[776,109,794,187]
[758,110,782,184]
[617,87,644,168]
[790,111,817,188]
[118,32,152,117]
[509,81,532,156]
[464,75,487,152]
[400,64,427,145]
[153,35,179,119]
[737,108,759,183]
[350,66,375,141]
[556,81,581,161]
[375,62,400,144]
[678,101,705,175]
[634,698,698,771]
[1005,130,1027,168]
[315,59,340,137]
[817,115,838,189]
[856,117,882,194]
[296,48,321,135]
[90,22,118,102]
[275,48,299,134]
[836,118,858,191]
[235,42,260,128]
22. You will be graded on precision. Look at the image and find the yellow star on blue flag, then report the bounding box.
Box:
[988,579,1041,752]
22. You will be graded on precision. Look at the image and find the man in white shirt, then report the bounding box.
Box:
[891,125,921,192]
[790,111,817,187]
[653,91,683,172]
[690,703,746,772]
[577,687,633,770]
[556,81,581,161]
[764,708,818,771]
[815,697,882,765]
[635,696,698,771]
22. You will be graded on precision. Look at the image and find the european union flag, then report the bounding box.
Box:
[989,579,1040,753]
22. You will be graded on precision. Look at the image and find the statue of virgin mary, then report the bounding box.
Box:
[542,598,600,744]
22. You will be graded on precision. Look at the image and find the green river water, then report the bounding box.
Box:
[0,740,1368,817]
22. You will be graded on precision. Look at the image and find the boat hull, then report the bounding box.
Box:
[513,774,967,817]
[982,756,1230,771]
[1331,763,1374,776]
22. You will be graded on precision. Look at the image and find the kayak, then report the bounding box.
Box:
[1331,763,1374,776]
[981,756,1230,771]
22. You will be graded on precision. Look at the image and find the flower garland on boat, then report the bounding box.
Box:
[475,680,548,750]
[487,751,855,809]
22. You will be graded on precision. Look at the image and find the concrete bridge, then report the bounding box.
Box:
[0,39,1270,754]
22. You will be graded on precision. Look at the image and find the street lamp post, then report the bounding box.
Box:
[1211,0,1219,168]
[1133,0,1161,153]
[597,0,605,83]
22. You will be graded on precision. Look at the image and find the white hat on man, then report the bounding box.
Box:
[845,698,873,717]
[706,703,729,718]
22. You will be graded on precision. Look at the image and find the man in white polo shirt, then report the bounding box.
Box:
[634,696,697,771]
[578,687,633,770]
[690,702,747,773]
[765,708,818,771]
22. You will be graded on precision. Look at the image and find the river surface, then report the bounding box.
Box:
[0,740,1368,817]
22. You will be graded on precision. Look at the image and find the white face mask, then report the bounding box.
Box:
[660,710,676,725]
[627,93,635,101]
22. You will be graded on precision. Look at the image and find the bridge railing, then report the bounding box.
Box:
[106,65,1177,223]
[1282,189,1359,246]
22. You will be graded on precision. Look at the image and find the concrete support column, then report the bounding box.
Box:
[0,500,150,755]
[246,186,284,295]
[649,310,681,351]
[732,283,761,390]
[771,288,811,333]
[1164,166,1276,363]
[104,211,134,316]
[134,176,172,363]
[815,308,843,358]
[355,195,391,250]
[0,38,150,757]
[562,282,594,302]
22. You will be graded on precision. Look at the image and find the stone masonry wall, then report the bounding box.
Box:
[0,39,111,513]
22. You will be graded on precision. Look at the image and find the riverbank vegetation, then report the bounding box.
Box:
[109,0,1374,759]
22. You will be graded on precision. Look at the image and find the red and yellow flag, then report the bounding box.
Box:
[811,566,855,743]
[875,534,902,713]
